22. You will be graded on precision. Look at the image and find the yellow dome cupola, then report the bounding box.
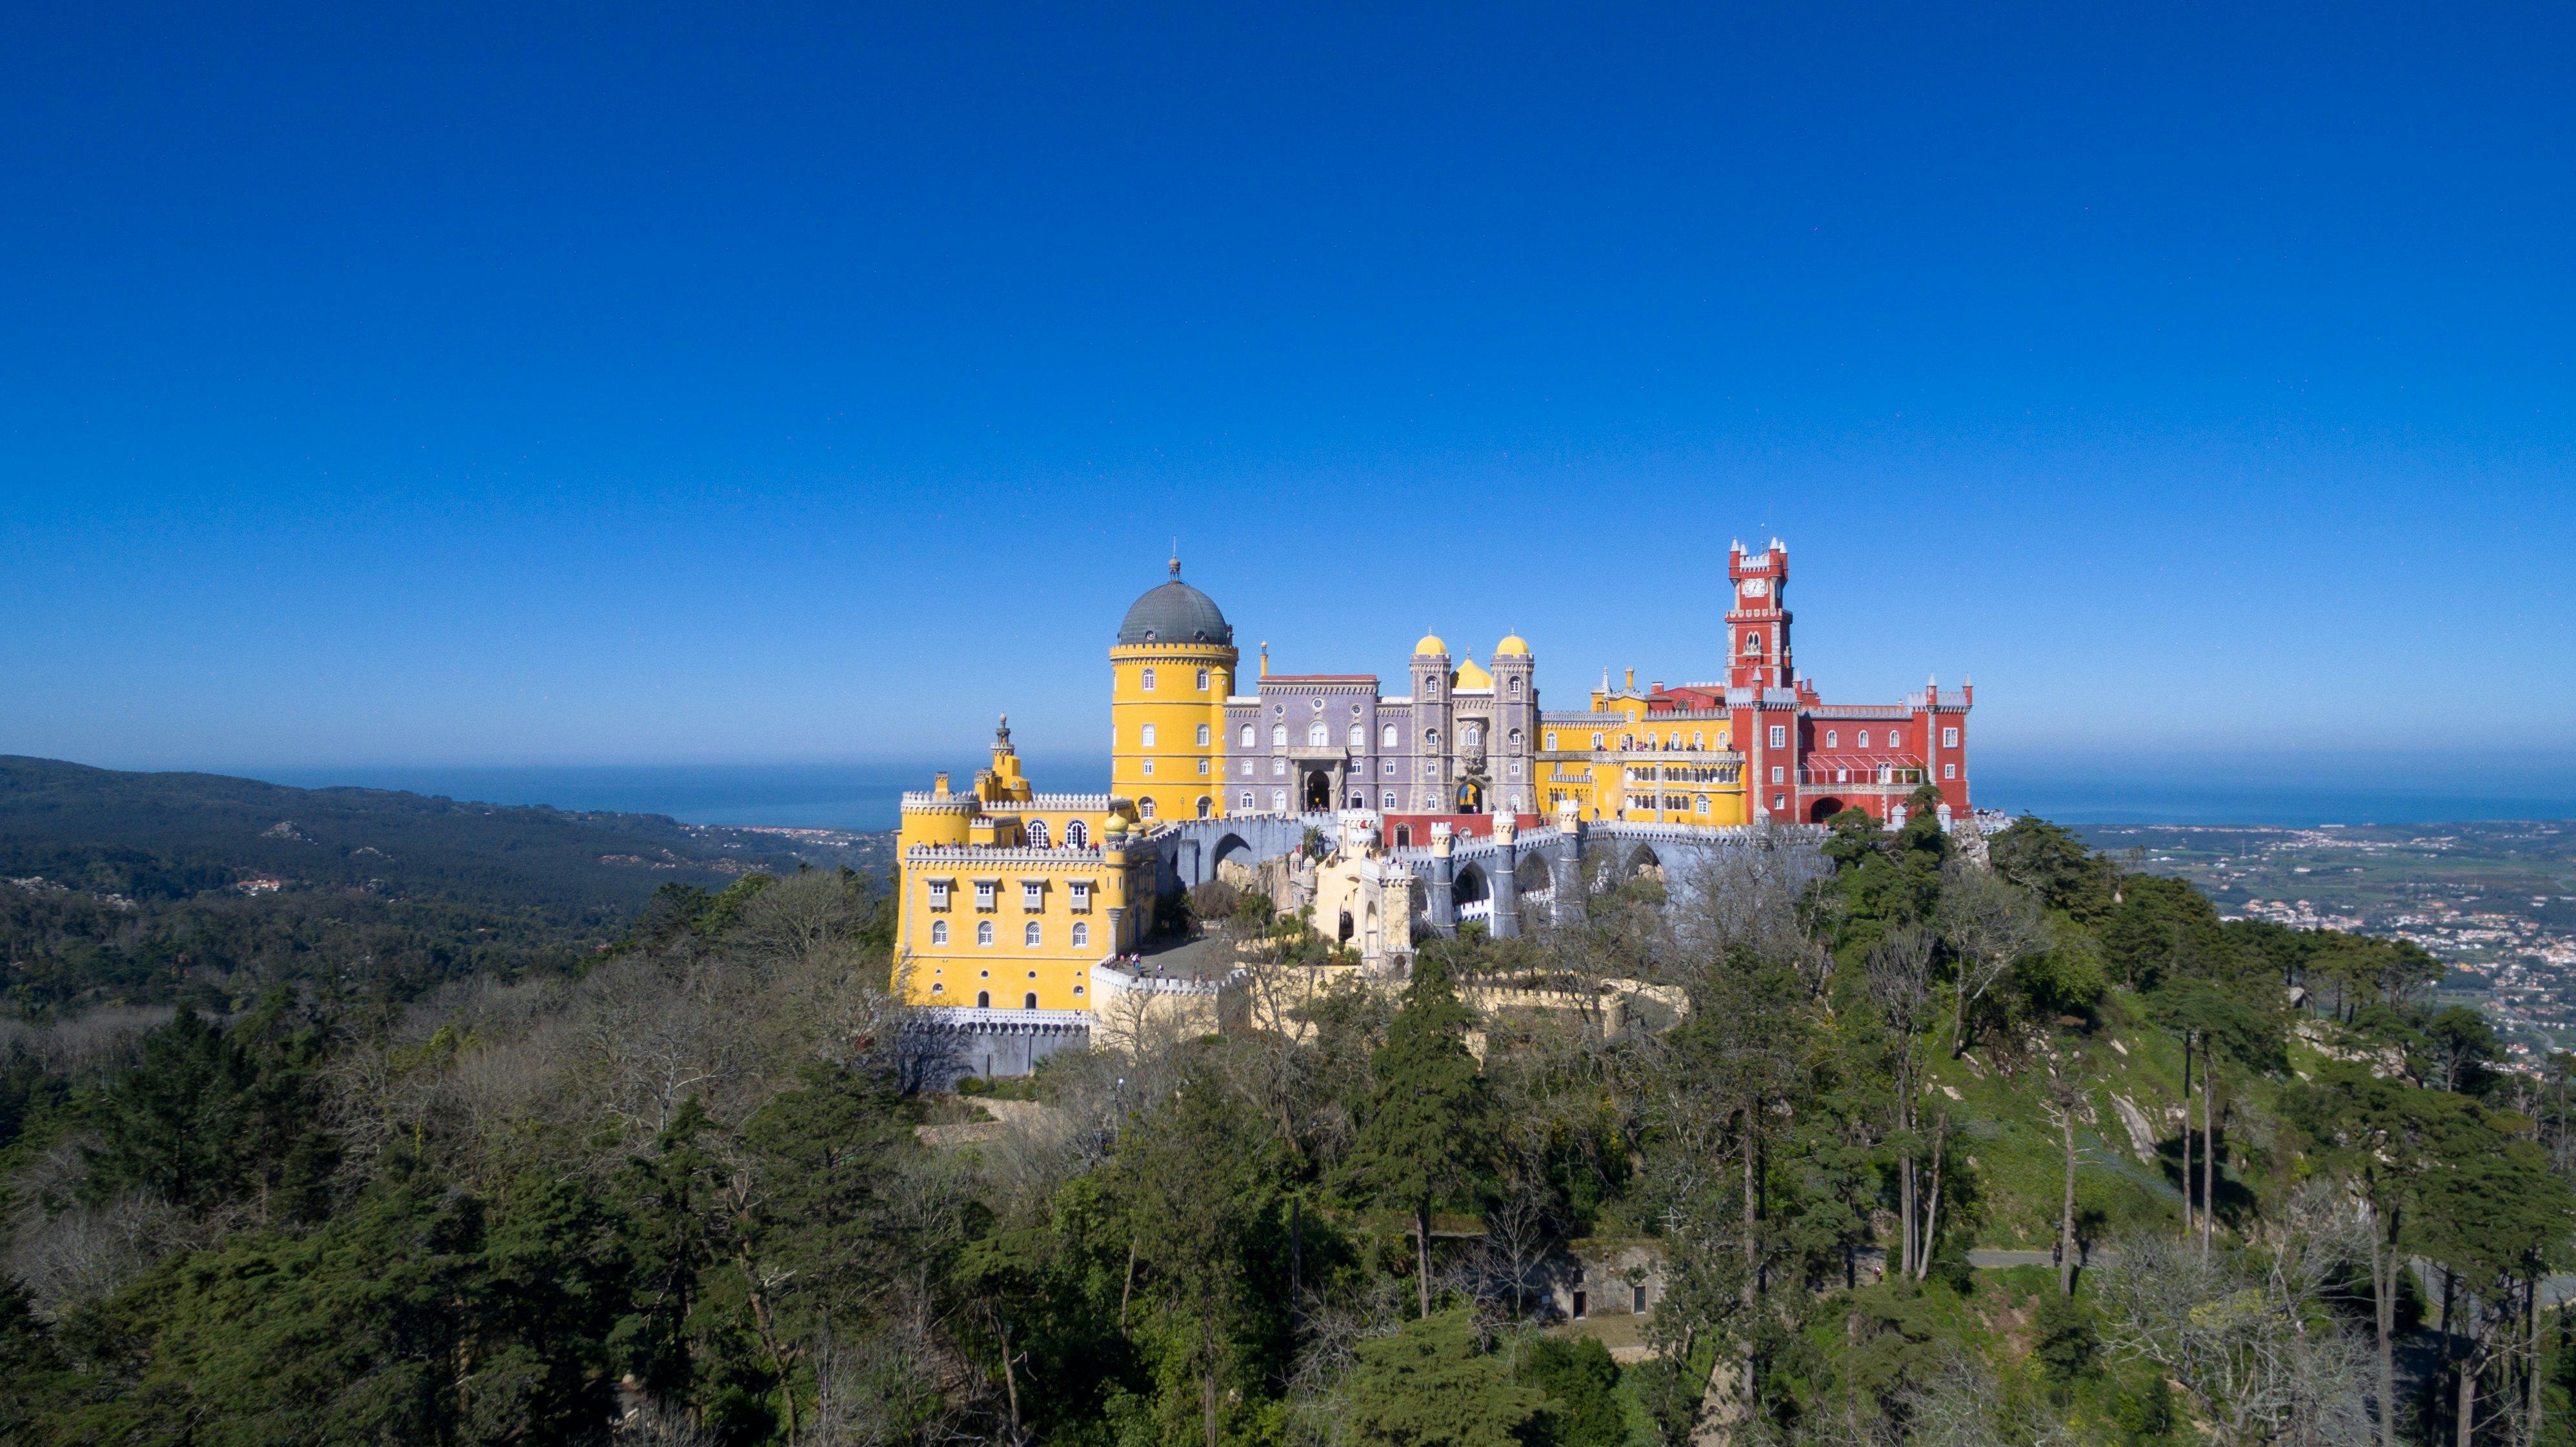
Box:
[1494,632,1530,656]
[1451,654,1494,691]
[1413,632,1447,656]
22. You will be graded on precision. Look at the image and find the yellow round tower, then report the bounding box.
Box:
[1109,556,1237,822]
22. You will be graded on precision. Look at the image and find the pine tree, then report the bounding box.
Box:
[1347,953,1500,1318]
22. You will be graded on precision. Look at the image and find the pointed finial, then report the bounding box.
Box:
[1168,549,1182,578]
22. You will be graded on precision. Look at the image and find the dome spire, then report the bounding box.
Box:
[1169,540,1181,578]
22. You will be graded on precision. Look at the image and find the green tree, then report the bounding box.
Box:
[1343,1311,1546,1447]
[1346,953,1500,1319]
[1518,1335,1626,1447]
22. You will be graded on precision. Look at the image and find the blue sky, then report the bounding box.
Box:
[3,3,2570,793]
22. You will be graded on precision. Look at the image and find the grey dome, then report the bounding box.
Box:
[1118,576,1232,645]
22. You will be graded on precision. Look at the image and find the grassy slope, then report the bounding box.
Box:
[1926,987,2329,1251]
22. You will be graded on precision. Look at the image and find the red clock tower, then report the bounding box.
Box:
[1727,541,1791,691]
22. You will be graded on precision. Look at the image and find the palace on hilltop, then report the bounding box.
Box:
[892,541,1974,1061]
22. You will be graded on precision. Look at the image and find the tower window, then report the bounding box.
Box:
[1197,758,1209,776]
[1425,680,1438,698]
[1347,725,1363,747]
[1463,724,1480,746]
[1768,725,1787,748]
[1141,668,1156,691]
[976,921,994,946]
[1384,760,1396,776]
[1140,724,1157,747]
[1273,758,1287,776]
[931,920,949,945]
[1945,763,1957,780]
[1545,732,1558,750]
[1142,760,1154,776]
[1196,668,1210,691]
[1270,789,1286,810]
[1271,724,1288,745]
[1308,722,1329,746]
[1196,724,1211,746]
[1240,791,1254,809]
[1507,728,1522,747]
[1383,791,1396,808]
[1241,724,1256,747]
[1509,678,1521,696]
[1382,723,1399,747]
[1943,727,1959,748]
[1770,765,1785,784]
[1425,729,1440,747]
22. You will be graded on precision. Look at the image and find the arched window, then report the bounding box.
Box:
[1139,798,1156,819]
[931,920,949,945]
[976,921,994,946]
[1743,635,1762,654]
[1025,819,1049,847]
[1693,731,1704,748]
[1858,730,1871,748]
[1024,922,1041,947]
[1270,789,1287,810]
[1424,678,1438,698]
[1140,724,1157,747]
[977,990,990,1007]
[1239,791,1253,809]
[1196,668,1210,691]
[1272,757,1287,777]
[1195,796,1211,818]
[1347,724,1363,747]
[1507,728,1522,748]
[1383,791,1397,808]
[1072,922,1089,947]
[1621,735,1634,751]
[1889,729,1904,748]
[1196,724,1211,746]
[1509,678,1522,696]
[1271,724,1288,745]
[1142,667,1158,690]
[1591,733,1603,749]
[1826,730,1838,748]
[1382,724,1399,747]
[1307,722,1329,746]
[1463,724,1481,746]
[1065,819,1088,847]
[1240,724,1256,747]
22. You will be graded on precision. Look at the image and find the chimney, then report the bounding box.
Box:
[1649,681,1664,694]
[1624,667,1635,691]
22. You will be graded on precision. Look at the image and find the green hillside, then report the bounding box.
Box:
[0,756,887,1015]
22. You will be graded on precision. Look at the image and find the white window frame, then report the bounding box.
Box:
[931,920,949,945]
[1196,723,1211,746]
[1195,667,1210,691]
[1141,667,1156,691]
[976,920,994,946]
[1021,882,1043,911]
[1240,724,1256,747]
[927,880,952,911]
[1071,922,1089,948]
[973,881,996,911]
[1768,725,1787,748]
[1023,921,1042,947]
[1942,727,1960,748]
[1140,723,1157,747]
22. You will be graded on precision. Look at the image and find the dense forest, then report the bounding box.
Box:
[0,756,878,1016]
[3,784,2571,1446]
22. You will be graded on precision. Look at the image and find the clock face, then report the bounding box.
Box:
[1740,577,1770,598]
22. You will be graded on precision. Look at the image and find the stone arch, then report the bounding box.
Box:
[1625,843,1662,878]
[1514,852,1551,895]
[1456,780,1485,811]
[1454,863,1489,905]
[1211,833,1254,871]
[1809,796,1848,824]
[976,990,991,1008]
[1304,769,1333,811]
[1363,901,1380,956]
[1338,910,1355,944]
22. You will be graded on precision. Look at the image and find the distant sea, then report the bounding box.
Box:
[248,752,2576,833]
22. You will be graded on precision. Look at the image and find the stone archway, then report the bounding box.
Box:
[1305,770,1333,811]
[1514,852,1551,895]
[1456,780,1485,812]
[1809,796,1848,824]
[1454,864,1489,905]
[1625,844,1662,879]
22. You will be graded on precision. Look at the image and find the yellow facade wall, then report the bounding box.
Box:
[1109,641,1236,822]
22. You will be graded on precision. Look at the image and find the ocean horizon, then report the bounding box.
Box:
[240,754,2576,833]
